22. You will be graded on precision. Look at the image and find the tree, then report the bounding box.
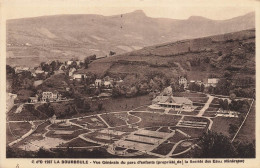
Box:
[98,103,103,111]
[236,141,255,158]
[74,94,84,109]
[223,99,229,110]
[36,147,53,158]
[84,57,90,69]
[200,84,205,92]
[6,65,15,75]
[84,101,91,112]
[229,93,236,100]
[50,61,57,71]
[112,87,121,98]
[228,123,238,136]
[193,131,237,158]
[179,84,185,92]
[109,51,116,56]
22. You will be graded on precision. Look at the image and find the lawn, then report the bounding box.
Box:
[130,112,182,128]
[127,114,141,124]
[33,121,51,134]
[173,92,207,97]
[8,104,47,121]
[183,116,209,123]
[168,131,188,143]
[172,143,191,155]
[180,110,200,116]
[112,126,138,133]
[6,122,32,143]
[144,127,161,131]
[49,123,81,131]
[188,97,209,103]
[202,112,216,117]
[100,113,126,127]
[158,127,172,133]
[70,117,107,129]
[151,142,175,155]
[90,95,152,113]
[82,132,118,144]
[236,102,255,143]
[46,129,89,140]
[174,127,206,138]
[6,124,18,144]
[205,107,219,112]
[211,117,240,138]
[59,138,100,147]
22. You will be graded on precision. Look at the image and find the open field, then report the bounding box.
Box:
[70,116,107,129]
[6,122,32,143]
[46,129,89,140]
[8,104,47,121]
[174,92,207,98]
[130,112,182,128]
[172,142,191,155]
[91,95,152,113]
[211,117,240,137]
[59,138,100,147]
[49,123,81,131]
[151,142,175,155]
[100,113,127,127]
[236,102,255,143]
[188,97,209,103]
[174,127,206,138]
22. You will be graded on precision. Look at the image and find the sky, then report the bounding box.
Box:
[2,0,256,20]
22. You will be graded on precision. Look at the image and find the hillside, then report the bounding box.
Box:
[7,10,255,67]
[80,29,255,82]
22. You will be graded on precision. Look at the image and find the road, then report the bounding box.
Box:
[197,94,214,117]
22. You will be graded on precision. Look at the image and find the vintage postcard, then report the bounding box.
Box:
[0,0,259,167]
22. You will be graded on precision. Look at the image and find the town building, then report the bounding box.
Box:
[179,76,188,88]
[104,81,113,88]
[29,95,39,103]
[14,66,30,73]
[95,79,102,87]
[150,95,193,111]
[69,68,76,76]
[66,60,73,65]
[50,114,57,124]
[207,78,220,87]
[42,91,61,102]
[73,73,83,80]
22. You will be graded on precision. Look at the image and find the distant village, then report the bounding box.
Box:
[7,56,223,116]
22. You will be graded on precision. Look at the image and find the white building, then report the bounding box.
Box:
[66,60,73,65]
[95,79,102,87]
[150,95,193,111]
[29,95,39,103]
[42,91,61,102]
[104,81,113,88]
[207,78,220,87]
[14,66,30,73]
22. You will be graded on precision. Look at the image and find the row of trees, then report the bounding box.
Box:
[192,131,255,158]
[188,82,205,92]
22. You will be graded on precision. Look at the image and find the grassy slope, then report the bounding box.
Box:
[81,29,255,80]
[236,102,255,143]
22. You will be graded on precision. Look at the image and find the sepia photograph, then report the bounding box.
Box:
[2,0,258,165]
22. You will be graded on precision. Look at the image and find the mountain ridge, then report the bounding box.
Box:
[7,10,255,67]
